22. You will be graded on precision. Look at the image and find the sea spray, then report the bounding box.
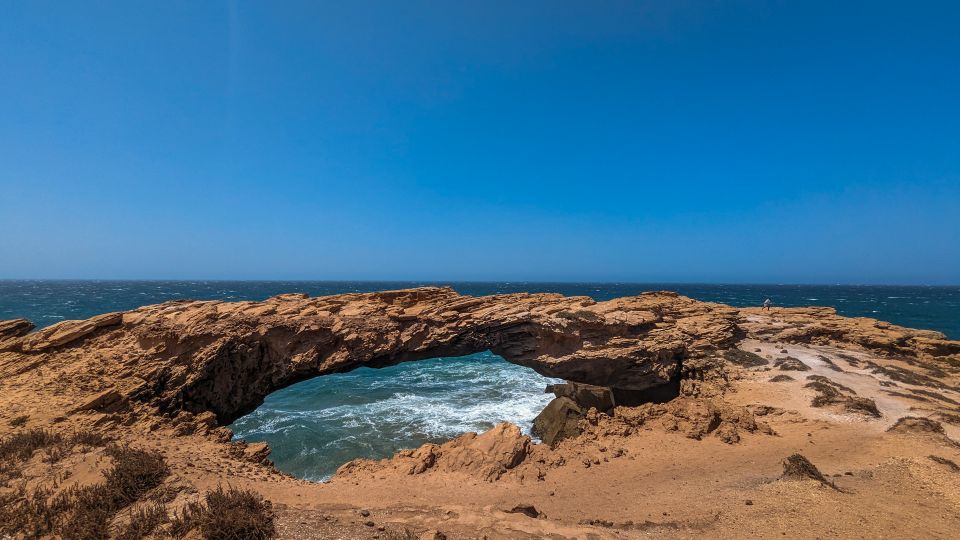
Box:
[228,351,562,481]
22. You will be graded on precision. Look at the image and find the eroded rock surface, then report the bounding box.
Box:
[335,423,530,482]
[532,396,586,447]
[1,289,958,433]
[3,289,960,539]
[741,306,960,362]
[0,288,741,424]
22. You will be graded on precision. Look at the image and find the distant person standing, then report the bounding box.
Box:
[762,298,772,311]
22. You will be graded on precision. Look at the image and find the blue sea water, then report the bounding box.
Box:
[2,280,958,480]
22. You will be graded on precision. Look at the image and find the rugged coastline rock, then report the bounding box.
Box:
[532,396,585,447]
[0,287,743,425]
[0,287,956,448]
[335,423,531,482]
[740,306,960,361]
[2,289,960,538]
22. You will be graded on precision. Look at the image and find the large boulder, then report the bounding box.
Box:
[334,423,530,482]
[532,396,585,447]
[545,382,615,412]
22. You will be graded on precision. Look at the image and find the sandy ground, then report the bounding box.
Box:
[119,340,960,538]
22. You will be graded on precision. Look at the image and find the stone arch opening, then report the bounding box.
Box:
[170,292,700,428]
[6,288,735,452]
[226,350,562,481]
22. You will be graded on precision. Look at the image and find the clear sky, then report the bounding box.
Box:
[1,1,958,283]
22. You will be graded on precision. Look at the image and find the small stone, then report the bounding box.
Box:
[359,509,370,517]
[364,520,375,527]
[507,504,540,518]
[242,441,272,464]
[745,500,753,505]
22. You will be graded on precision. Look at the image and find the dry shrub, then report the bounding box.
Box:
[116,502,169,540]
[936,412,960,426]
[816,355,845,372]
[0,444,169,539]
[887,416,945,434]
[774,356,811,371]
[104,445,170,507]
[0,428,63,461]
[71,430,114,448]
[171,485,275,540]
[9,414,29,427]
[0,428,113,466]
[55,483,115,540]
[0,487,57,538]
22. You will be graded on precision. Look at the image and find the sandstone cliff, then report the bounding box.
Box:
[2,288,959,539]
[0,288,744,425]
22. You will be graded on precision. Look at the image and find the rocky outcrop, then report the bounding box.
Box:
[544,382,616,412]
[335,423,530,482]
[0,318,33,339]
[741,307,960,362]
[0,319,33,350]
[533,383,618,446]
[3,288,960,538]
[18,312,123,352]
[2,288,958,433]
[585,397,774,444]
[532,396,585,447]
[0,288,742,425]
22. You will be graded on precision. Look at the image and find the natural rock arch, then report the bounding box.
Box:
[1,287,742,425]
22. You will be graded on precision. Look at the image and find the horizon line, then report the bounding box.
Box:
[0,278,957,288]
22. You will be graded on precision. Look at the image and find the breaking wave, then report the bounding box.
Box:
[229,351,561,481]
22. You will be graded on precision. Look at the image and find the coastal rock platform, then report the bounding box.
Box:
[2,288,960,538]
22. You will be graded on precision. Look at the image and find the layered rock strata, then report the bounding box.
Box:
[3,288,960,538]
[0,288,742,425]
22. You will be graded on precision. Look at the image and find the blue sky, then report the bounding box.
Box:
[1,1,958,283]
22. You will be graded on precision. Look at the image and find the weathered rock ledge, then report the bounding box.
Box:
[3,288,960,538]
[1,287,747,425]
[1,288,958,430]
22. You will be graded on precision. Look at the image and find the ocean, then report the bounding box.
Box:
[2,280,958,480]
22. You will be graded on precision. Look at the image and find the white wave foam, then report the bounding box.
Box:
[230,354,562,479]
